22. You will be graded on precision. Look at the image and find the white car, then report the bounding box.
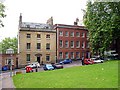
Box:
[25,62,40,68]
[93,58,104,63]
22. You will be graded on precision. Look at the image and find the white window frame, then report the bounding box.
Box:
[59,31,63,36]
[71,52,74,59]
[76,41,80,48]
[65,41,69,48]
[71,41,74,48]
[65,52,69,59]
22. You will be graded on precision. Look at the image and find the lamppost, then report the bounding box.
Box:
[6,48,14,77]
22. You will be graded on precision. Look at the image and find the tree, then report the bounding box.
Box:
[0,1,6,27]
[83,1,120,56]
[0,37,18,54]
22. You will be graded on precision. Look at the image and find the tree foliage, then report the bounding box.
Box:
[0,1,6,27]
[83,1,120,55]
[0,37,18,54]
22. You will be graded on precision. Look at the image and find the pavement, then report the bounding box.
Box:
[0,60,82,89]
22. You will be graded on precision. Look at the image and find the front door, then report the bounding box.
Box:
[37,56,40,63]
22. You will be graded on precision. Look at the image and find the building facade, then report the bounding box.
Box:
[18,14,56,67]
[54,24,90,61]
[0,54,18,69]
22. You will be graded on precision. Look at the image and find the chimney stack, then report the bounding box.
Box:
[46,17,53,25]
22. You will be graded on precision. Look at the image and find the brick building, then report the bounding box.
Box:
[54,24,90,61]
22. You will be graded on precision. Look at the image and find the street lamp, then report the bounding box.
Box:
[6,48,14,77]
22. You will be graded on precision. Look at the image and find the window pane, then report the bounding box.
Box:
[76,32,80,37]
[71,41,74,48]
[59,52,63,59]
[70,32,74,37]
[37,43,41,49]
[46,34,50,38]
[71,52,74,59]
[76,52,80,59]
[65,52,69,59]
[65,31,69,37]
[27,34,31,38]
[46,55,50,61]
[27,43,31,49]
[65,41,69,48]
[27,54,30,61]
[59,40,63,47]
[59,31,63,36]
[76,41,80,48]
[37,34,41,38]
[82,33,85,37]
[82,42,85,48]
[46,43,50,50]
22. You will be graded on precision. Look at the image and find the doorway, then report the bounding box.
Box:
[37,56,40,63]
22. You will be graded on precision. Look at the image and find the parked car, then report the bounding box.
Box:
[59,59,72,64]
[52,64,63,69]
[84,58,94,65]
[43,64,54,71]
[93,58,104,63]
[25,62,40,69]
[91,57,104,63]
[2,65,9,71]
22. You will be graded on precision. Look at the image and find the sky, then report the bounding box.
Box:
[0,0,87,42]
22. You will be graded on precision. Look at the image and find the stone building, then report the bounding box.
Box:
[18,14,56,67]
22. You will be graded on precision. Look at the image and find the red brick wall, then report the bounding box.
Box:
[55,24,90,60]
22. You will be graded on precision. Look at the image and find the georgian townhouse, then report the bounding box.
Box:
[54,24,90,61]
[18,14,56,67]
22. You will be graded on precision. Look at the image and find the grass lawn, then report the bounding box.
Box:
[13,60,119,88]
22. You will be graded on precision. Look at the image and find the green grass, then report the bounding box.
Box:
[13,60,119,88]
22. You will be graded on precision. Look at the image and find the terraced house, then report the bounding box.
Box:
[18,14,56,67]
[54,23,90,61]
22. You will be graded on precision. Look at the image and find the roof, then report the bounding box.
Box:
[21,22,52,29]
[54,24,87,30]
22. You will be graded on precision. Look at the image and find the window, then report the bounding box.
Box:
[46,55,50,61]
[46,43,50,50]
[82,33,85,37]
[59,52,63,59]
[37,34,41,38]
[86,42,90,48]
[70,41,74,48]
[70,32,74,37]
[65,41,69,48]
[6,59,14,65]
[82,52,84,57]
[87,32,89,38]
[27,43,31,49]
[59,40,63,48]
[76,41,80,48]
[37,43,41,49]
[76,32,80,37]
[46,34,50,39]
[27,34,31,38]
[65,31,69,37]
[71,52,74,59]
[76,52,80,59]
[82,42,85,48]
[65,52,69,59]
[59,31,63,36]
[26,54,30,61]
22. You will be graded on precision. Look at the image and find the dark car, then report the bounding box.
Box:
[59,59,72,64]
[43,64,54,71]
[52,64,63,69]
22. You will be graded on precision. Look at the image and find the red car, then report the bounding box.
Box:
[84,58,94,65]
